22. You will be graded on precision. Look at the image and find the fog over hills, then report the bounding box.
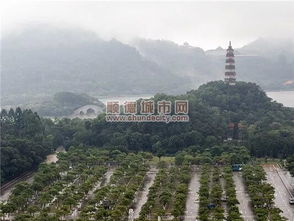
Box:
[1,26,190,105]
[1,25,294,106]
[134,38,294,91]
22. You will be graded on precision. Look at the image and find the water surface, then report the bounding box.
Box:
[267,91,294,107]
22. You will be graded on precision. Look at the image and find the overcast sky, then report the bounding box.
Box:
[1,1,294,49]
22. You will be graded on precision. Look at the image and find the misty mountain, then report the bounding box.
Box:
[1,25,294,106]
[132,39,220,85]
[1,26,190,105]
[239,37,294,59]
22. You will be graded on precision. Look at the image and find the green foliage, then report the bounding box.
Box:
[242,165,286,221]
[210,168,225,220]
[138,165,191,220]
[3,81,293,181]
[1,148,151,220]
[198,165,211,221]
[32,81,294,160]
[286,155,294,176]
[175,144,250,166]
[0,108,53,183]
[189,81,294,158]
[1,81,294,221]
[223,167,242,221]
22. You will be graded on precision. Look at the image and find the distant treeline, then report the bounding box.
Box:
[0,108,53,183]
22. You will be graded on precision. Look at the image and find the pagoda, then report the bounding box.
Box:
[224,41,236,85]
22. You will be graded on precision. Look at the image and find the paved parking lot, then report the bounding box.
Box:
[184,169,200,221]
[233,172,255,221]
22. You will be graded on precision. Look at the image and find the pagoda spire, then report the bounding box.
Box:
[224,41,236,85]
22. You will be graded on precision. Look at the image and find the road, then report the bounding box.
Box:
[184,167,200,221]
[233,172,255,221]
[263,164,294,220]
[0,171,35,202]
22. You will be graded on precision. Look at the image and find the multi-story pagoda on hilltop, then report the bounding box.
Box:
[224,41,236,85]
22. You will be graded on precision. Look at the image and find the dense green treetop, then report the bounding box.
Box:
[0,108,53,183]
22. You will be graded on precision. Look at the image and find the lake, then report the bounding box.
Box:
[266,91,294,107]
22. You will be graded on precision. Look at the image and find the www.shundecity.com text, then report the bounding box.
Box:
[106,114,189,123]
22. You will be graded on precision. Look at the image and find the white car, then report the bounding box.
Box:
[289,197,294,204]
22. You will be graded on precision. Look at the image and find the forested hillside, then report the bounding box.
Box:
[189,81,294,157]
[60,81,292,157]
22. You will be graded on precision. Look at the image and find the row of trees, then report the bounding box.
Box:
[174,144,251,166]
[138,165,191,220]
[198,165,211,221]
[242,165,286,221]
[77,152,150,220]
[198,166,242,221]
[96,155,148,220]
[1,148,150,220]
[223,167,242,221]
[286,155,294,176]
[210,167,225,220]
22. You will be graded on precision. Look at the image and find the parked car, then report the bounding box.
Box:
[221,195,227,202]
